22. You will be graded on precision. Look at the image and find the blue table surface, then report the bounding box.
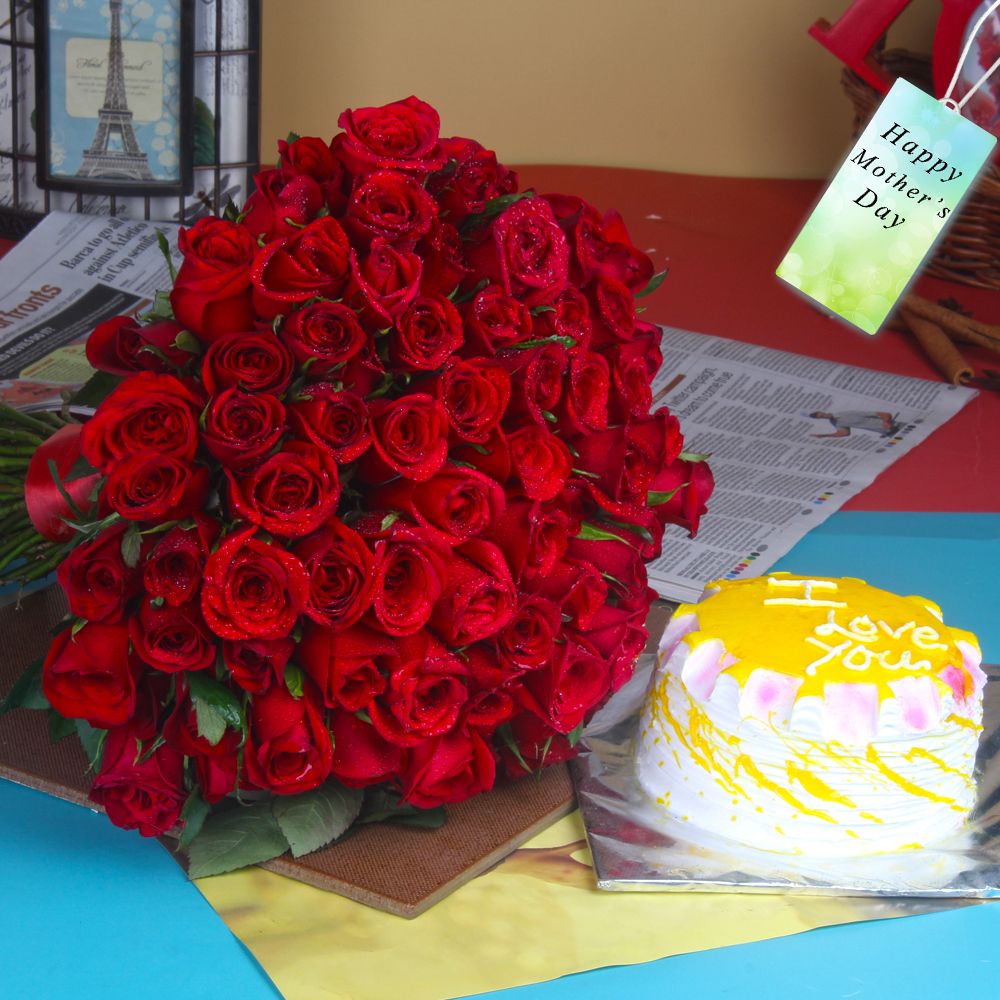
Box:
[3,511,999,1000]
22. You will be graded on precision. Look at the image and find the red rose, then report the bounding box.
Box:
[496,595,562,670]
[328,709,403,788]
[557,350,609,433]
[202,330,294,395]
[429,539,516,644]
[143,515,220,607]
[487,498,575,580]
[80,371,202,473]
[500,712,575,778]
[534,286,592,349]
[337,95,445,174]
[294,518,375,629]
[589,274,636,347]
[25,425,100,542]
[222,637,294,694]
[390,292,463,371]
[369,631,468,746]
[363,394,449,482]
[42,622,136,728]
[298,621,394,710]
[508,426,573,501]
[533,559,608,631]
[164,687,242,757]
[648,456,715,536]
[90,721,186,836]
[243,681,333,795]
[578,595,651,692]
[287,387,371,463]
[346,169,437,249]
[280,301,366,373]
[369,465,505,542]
[401,727,496,808]
[279,134,347,212]
[573,203,654,291]
[86,316,190,376]
[420,220,469,296]
[56,522,140,623]
[370,525,451,636]
[345,240,422,326]
[202,388,286,469]
[463,285,532,354]
[105,452,209,523]
[608,328,662,422]
[129,598,216,673]
[195,752,239,804]
[521,634,610,734]
[226,441,341,539]
[436,137,518,219]
[503,342,567,426]
[201,526,310,640]
[251,216,351,317]
[484,197,570,304]
[435,358,510,442]
[241,167,324,242]
[170,217,256,340]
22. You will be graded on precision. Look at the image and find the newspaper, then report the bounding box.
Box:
[0,211,177,410]
[648,327,976,603]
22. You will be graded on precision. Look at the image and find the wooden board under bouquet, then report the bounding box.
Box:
[0,588,575,917]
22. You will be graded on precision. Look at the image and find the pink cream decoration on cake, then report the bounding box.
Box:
[888,675,941,733]
[739,669,804,727]
[679,638,732,701]
[822,682,879,743]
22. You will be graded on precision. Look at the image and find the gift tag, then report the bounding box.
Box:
[777,75,996,335]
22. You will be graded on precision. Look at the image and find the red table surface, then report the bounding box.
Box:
[2,168,996,511]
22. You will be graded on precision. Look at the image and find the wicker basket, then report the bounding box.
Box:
[842,49,1000,290]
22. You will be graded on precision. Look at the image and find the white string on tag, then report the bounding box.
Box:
[941,0,1000,112]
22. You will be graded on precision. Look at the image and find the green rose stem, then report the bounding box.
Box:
[0,402,60,437]
[0,529,48,574]
[16,544,67,583]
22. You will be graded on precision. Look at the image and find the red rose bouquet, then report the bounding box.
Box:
[0,96,712,876]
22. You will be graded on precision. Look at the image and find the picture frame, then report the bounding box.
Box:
[32,0,194,197]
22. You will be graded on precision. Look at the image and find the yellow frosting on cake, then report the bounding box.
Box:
[674,573,980,702]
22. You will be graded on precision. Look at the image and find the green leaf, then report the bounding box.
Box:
[679,450,711,463]
[510,335,576,350]
[75,720,107,773]
[156,230,177,283]
[120,524,142,569]
[541,410,557,423]
[70,618,88,638]
[185,800,290,879]
[187,672,242,747]
[380,512,401,532]
[178,788,211,852]
[531,305,556,315]
[65,454,96,483]
[285,131,301,144]
[271,781,363,858]
[647,485,685,506]
[496,723,532,775]
[283,663,305,699]
[480,190,534,217]
[69,370,123,411]
[358,785,446,828]
[135,733,165,765]
[575,522,636,547]
[566,721,586,748]
[173,330,202,356]
[48,711,76,743]
[635,269,667,299]
[0,656,48,719]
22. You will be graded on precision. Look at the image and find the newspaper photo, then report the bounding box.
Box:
[0,211,178,411]
[648,327,976,603]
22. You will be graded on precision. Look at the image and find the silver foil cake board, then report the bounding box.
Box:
[571,654,1000,898]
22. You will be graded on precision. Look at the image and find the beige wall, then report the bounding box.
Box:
[260,0,937,179]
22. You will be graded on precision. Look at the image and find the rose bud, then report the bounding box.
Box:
[89,721,186,837]
[337,95,446,175]
[202,387,286,470]
[435,137,518,220]
[298,621,395,711]
[401,728,496,808]
[294,518,375,629]
[223,637,295,694]
[42,621,137,728]
[86,316,191,376]
[80,371,202,473]
[201,526,310,640]
[368,630,468,746]
[241,167,324,242]
[429,538,516,645]
[243,681,333,796]
[287,386,371,463]
[346,169,437,249]
[344,239,422,327]
[496,595,563,670]
[251,216,351,318]
[226,441,341,540]
[521,634,610,734]
[435,358,511,442]
[278,134,349,213]
[328,709,403,788]
[143,514,221,607]
[648,456,715,537]
[369,525,451,637]
[389,292,463,371]
[57,522,140,624]
[105,452,209,523]
[280,300,366,373]
[463,285,533,355]
[533,285,592,350]
[201,329,294,395]
[361,394,449,483]
[507,425,573,501]
[129,598,216,673]
[170,217,257,340]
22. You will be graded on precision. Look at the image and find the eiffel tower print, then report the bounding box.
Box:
[76,0,154,181]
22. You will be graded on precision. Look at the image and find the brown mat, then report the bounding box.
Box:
[0,587,576,917]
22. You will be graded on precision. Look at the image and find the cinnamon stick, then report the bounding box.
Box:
[903,294,1000,346]
[899,306,973,384]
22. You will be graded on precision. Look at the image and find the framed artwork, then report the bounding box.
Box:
[0,0,261,238]
[34,0,194,196]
